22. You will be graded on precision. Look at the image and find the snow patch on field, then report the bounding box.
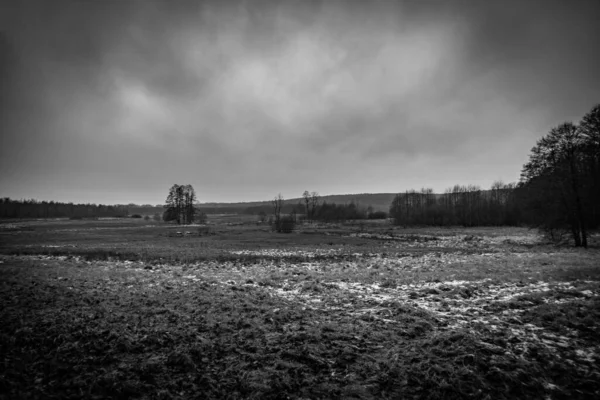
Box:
[229,249,344,258]
[267,277,600,371]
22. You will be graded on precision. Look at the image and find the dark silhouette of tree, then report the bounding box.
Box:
[579,104,600,228]
[389,184,519,228]
[310,191,319,220]
[303,190,311,222]
[520,119,596,247]
[164,184,197,225]
[389,194,404,226]
[182,184,197,224]
[271,194,284,232]
[0,198,128,219]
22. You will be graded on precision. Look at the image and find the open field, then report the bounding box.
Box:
[1,217,599,399]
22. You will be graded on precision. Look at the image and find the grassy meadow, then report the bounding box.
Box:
[1,216,599,399]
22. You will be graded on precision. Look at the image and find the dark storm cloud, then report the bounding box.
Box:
[1,0,599,203]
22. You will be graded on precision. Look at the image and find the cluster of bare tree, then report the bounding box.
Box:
[389,183,519,227]
[302,191,320,221]
[518,104,600,247]
[271,194,284,230]
[163,184,197,224]
[0,198,129,219]
[270,194,297,232]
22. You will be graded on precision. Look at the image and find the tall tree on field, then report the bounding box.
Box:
[164,185,177,223]
[390,191,405,227]
[310,191,320,220]
[271,194,284,232]
[182,184,197,224]
[579,104,600,227]
[520,122,589,247]
[302,190,311,222]
[164,184,197,225]
[175,185,184,224]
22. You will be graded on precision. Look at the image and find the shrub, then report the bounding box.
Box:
[369,211,388,219]
[131,214,142,218]
[278,215,296,233]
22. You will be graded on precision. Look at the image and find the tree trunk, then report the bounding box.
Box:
[569,158,588,248]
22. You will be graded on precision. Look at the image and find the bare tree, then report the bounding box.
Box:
[521,122,588,247]
[271,194,284,231]
[302,190,311,222]
[309,191,319,220]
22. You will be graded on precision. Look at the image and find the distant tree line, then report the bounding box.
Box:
[244,203,303,216]
[387,103,599,248]
[0,198,129,219]
[312,200,368,222]
[389,183,520,227]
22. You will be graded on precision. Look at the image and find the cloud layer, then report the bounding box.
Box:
[1,0,599,203]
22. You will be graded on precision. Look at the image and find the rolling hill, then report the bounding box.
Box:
[195,193,398,214]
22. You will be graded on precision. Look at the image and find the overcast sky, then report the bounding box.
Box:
[1,0,599,204]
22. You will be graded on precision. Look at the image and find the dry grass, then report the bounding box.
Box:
[0,218,599,399]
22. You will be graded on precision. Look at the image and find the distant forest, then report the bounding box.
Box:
[0,198,129,219]
[389,184,518,227]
